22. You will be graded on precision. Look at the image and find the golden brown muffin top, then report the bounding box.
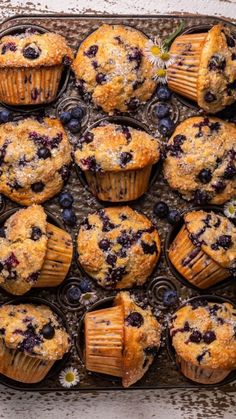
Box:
[0,31,73,68]
[163,116,236,205]
[198,25,236,113]
[115,292,161,388]
[0,118,72,206]
[0,303,70,360]
[184,210,236,271]
[170,300,236,370]
[72,24,157,114]
[0,205,48,295]
[77,206,161,289]
[75,123,160,172]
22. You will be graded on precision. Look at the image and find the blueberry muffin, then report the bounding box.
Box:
[77,206,161,289]
[85,291,161,387]
[167,24,236,113]
[75,122,160,201]
[72,24,157,114]
[169,298,236,384]
[0,29,73,105]
[0,118,72,205]
[163,116,236,205]
[0,205,73,295]
[0,303,70,383]
[169,210,236,289]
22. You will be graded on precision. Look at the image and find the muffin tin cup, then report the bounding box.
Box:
[164,205,235,292]
[75,115,162,203]
[0,296,71,389]
[166,295,236,387]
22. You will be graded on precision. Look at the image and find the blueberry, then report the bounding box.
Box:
[106,254,117,266]
[208,55,226,71]
[120,152,132,168]
[155,102,170,119]
[62,208,77,226]
[59,192,74,208]
[37,147,51,159]
[125,312,144,328]
[0,109,12,124]
[127,98,139,110]
[67,286,81,304]
[59,111,72,125]
[224,164,236,179]
[23,45,41,59]
[96,73,107,84]
[79,278,92,293]
[167,209,181,225]
[198,168,212,184]
[189,330,202,343]
[71,106,84,121]
[30,227,42,241]
[225,34,235,48]
[158,117,174,136]
[98,239,110,251]
[141,241,157,255]
[162,289,178,307]
[204,91,217,103]
[41,323,55,340]
[217,234,232,249]
[31,182,44,193]
[67,119,81,133]
[0,227,6,238]
[203,331,216,344]
[156,86,172,101]
[153,201,169,218]
[84,45,98,58]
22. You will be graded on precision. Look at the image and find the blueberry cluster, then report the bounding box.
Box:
[153,201,181,225]
[59,106,85,133]
[66,279,92,304]
[58,191,77,226]
[155,86,175,137]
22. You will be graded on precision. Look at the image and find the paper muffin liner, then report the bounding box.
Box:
[84,165,152,202]
[35,223,73,288]
[0,339,54,383]
[168,225,229,289]
[85,305,124,377]
[167,33,207,102]
[0,65,63,105]
[177,355,230,384]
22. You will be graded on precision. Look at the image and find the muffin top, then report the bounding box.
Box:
[115,292,161,388]
[0,118,72,206]
[72,24,157,114]
[0,30,73,68]
[77,206,161,289]
[198,25,236,113]
[163,116,236,205]
[75,123,160,173]
[184,210,236,273]
[0,205,48,295]
[0,303,70,360]
[170,299,236,370]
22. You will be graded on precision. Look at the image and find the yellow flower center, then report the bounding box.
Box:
[156,68,167,77]
[160,52,170,61]
[65,372,75,383]
[150,45,161,56]
[228,205,235,215]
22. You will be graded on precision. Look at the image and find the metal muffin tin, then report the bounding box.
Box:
[0,13,235,392]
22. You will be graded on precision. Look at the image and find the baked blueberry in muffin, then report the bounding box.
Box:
[163,116,236,205]
[0,118,72,205]
[77,206,161,289]
[72,24,157,114]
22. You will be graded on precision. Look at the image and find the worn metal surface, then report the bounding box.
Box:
[0,1,236,418]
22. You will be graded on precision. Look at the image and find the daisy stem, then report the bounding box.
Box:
[162,21,185,52]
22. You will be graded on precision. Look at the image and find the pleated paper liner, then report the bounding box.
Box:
[85,305,124,377]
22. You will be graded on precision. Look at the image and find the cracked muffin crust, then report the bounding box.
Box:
[0,118,72,205]
[72,24,157,114]
[163,116,236,205]
[77,206,161,289]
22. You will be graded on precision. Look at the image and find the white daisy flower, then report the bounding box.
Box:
[59,367,80,388]
[144,37,164,66]
[80,291,97,307]
[158,50,178,68]
[224,198,236,219]
[153,68,168,84]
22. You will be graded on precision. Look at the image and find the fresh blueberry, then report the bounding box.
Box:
[59,111,72,125]
[203,331,216,344]
[67,119,81,133]
[153,201,169,218]
[156,85,172,101]
[167,209,181,225]
[189,330,202,343]
[71,106,84,121]
[198,168,212,184]
[158,117,174,136]
[155,102,171,119]
[41,323,55,340]
[79,278,92,293]
[67,286,81,304]
[62,208,77,226]
[23,45,41,59]
[37,147,51,159]
[31,182,44,193]
[125,312,144,328]
[162,289,178,307]
[59,192,74,208]
[0,109,12,124]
